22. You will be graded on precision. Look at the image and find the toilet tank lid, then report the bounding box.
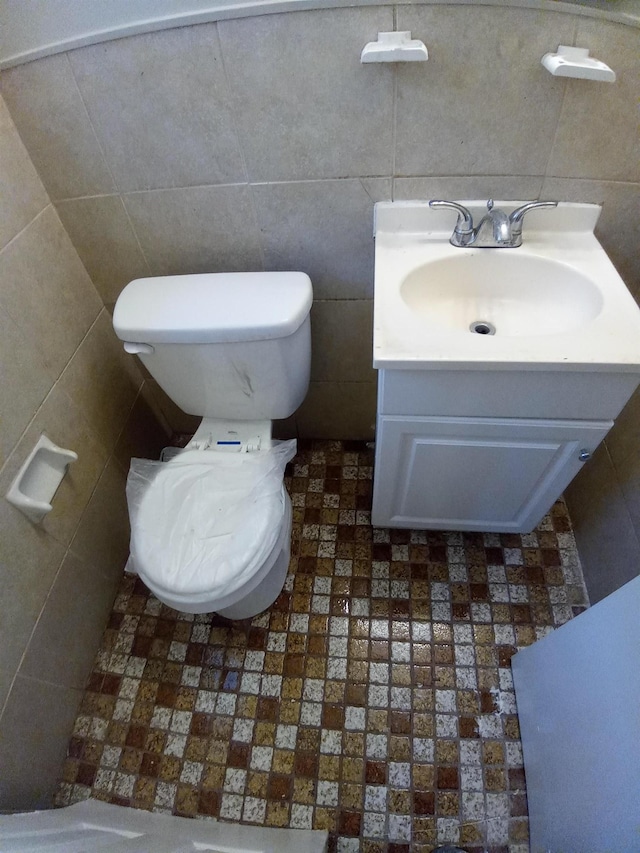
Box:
[113,272,313,344]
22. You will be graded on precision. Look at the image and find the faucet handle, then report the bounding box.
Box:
[429,200,473,231]
[509,200,558,227]
[429,200,474,243]
[508,200,558,245]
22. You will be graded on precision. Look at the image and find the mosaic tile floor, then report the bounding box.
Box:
[56,440,589,853]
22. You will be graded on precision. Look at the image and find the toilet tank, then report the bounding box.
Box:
[113,272,312,420]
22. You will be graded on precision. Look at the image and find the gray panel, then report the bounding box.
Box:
[512,577,640,852]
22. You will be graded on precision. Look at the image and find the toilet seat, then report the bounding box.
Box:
[128,448,288,603]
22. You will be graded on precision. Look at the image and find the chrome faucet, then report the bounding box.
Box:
[429,198,559,248]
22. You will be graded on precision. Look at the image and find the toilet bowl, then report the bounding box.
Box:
[126,441,296,618]
[113,271,312,617]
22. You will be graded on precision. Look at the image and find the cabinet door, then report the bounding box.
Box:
[372,415,610,533]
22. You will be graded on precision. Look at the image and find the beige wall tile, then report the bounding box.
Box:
[612,447,640,546]
[547,21,640,182]
[0,669,12,717]
[606,385,640,467]
[140,371,200,436]
[0,53,116,201]
[394,176,544,203]
[114,385,172,469]
[70,458,131,582]
[58,310,143,453]
[395,6,574,176]
[55,195,151,304]
[0,497,66,677]
[0,675,83,809]
[20,551,119,690]
[68,25,245,192]
[605,388,640,544]
[272,415,298,441]
[310,300,375,383]
[0,205,102,379]
[296,381,377,440]
[219,7,394,182]
[0,96,48,250]
[565,444,640,603]
[0,384,109,548]
[137,380,172,438]
[540,178,640,294]
[0,305,54,466]
[252,179,390,300]
[123,184,263,275]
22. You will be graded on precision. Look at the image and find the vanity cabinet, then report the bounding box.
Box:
[371,369,618,533]
[372,413,609,532]
[370,200,640,533]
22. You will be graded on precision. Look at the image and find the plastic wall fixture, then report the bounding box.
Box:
[542,45,616,82]
[361,32,428,63]
[5,434,78,523]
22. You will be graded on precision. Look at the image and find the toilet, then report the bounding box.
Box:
[112,271,312,618]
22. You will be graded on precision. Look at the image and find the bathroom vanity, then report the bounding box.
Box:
[371,201,640,532]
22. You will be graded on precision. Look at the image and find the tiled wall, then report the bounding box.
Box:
[565,394,640,603]
[0,3,638,790]
[0,95,171,810]
[2,7,638,440]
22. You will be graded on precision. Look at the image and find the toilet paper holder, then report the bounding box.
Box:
[5,434,78,523]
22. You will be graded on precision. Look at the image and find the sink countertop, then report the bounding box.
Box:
[373,201,640,373]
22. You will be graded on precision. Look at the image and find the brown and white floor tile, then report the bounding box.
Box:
[56,440,588,853]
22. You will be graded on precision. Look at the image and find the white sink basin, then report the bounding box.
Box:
[373,201,640,371]
[400,252,604,338]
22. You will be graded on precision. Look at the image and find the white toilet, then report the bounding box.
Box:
[112,271,312,619]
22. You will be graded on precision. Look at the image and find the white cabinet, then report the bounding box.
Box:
[372,414,610,532]
[371,371,613,533]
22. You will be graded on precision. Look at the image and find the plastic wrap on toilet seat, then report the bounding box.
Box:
[126,440,296,598]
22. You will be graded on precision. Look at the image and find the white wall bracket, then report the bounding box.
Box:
[361,31,428,64]
[542,45,616,82]
[6,434,78,523]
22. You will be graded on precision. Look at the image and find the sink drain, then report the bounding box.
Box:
[470,320,496,336]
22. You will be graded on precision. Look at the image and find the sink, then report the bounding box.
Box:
[400,252,604,338]
[373,200,640,371]
[371,200,640,534]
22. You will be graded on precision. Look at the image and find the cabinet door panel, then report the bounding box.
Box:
[372,416,611,532]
